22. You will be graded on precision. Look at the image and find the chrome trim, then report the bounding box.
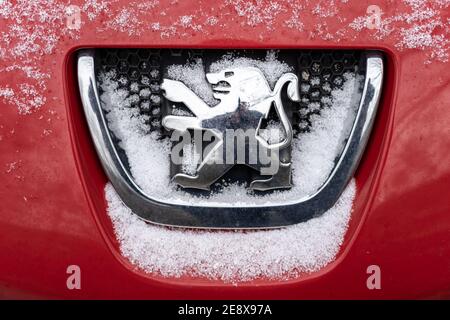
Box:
[77,50,383,229]
[160,67,299,191]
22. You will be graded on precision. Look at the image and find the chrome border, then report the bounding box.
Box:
[77,50,383,229]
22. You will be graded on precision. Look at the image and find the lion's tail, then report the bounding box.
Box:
[273,73,300,102]
[262,73,299,150]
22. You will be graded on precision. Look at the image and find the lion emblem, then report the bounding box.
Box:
[161,66,300,191]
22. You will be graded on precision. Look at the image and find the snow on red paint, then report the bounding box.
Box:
[1,0,448,114]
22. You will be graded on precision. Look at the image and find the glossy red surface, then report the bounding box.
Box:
[0,0,449,299]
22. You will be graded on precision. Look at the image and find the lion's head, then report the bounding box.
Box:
[206,67,272,103]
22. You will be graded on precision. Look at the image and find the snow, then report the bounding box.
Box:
[106,8,143,36]
[181,141,201,175]
[349,0,449,62]
[0,87,14,99]
[179,15,193,27]
[0,0,447,280]
[285,7,304,31]
[205,16,219,26]
[105,179,355,282]
[229,0,285,29]
[0,0,68,114]
[0,0,448,115]
[82,0,110,21]
[99,53,361,205]
[259,120,286,144]
[312,2,339,18]
[210,51,293,88]
[99,52,361,281]
[167,59,218,106]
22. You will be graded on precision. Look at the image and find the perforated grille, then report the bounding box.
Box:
[95,49,365,134]
[295,51,363,131]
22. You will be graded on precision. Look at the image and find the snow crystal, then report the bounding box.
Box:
[205,16,219,26]
[106,8,143,35]
[0,0,70,114]
[285,7,304,31]
[105,180,355,282]
[82,0,111,21]
[0,83,46,114]
[179,15,193,27]
[301,83,310,93]
[0,87,14,99]
[228,0,285,29]
[310,77,321,86]
[130,82,139,92]
[5,161,19,173]
[312,2,339,18]
[150,22,160,31]
[171,107,193,116]
[139,88,151,99]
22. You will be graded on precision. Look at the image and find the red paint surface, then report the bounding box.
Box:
[0,0,449,299]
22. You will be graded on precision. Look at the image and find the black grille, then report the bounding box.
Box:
[95,49,365,134]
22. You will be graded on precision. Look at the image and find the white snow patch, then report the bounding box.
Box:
[167,59,218,106]
[105,179,355,282]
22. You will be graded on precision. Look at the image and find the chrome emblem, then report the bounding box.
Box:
[161,67,300,191]
[77,50,383,229]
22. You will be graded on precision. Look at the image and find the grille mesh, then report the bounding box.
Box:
[95,49,365,134]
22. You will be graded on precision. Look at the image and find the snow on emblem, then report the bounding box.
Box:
[161,67,300,191]
[78,50,382,228]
